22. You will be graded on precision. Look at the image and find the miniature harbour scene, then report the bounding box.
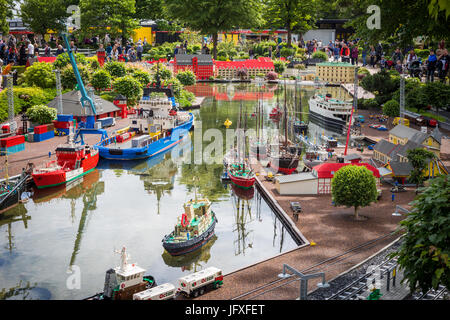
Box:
[1,1,449,303]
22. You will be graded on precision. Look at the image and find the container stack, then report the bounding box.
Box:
[54,114,75,136]
[116,131,136,143]
[98,117,115,128]
[131,135,152,148]
[33,125,55,142]
[0,135,25,154]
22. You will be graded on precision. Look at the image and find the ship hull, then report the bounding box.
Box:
[162,213,217,256]
[97,114,193,161]
[269,156,300,175]
[32,152,99,189]
[229,173,256,189]
[0,174,29,214]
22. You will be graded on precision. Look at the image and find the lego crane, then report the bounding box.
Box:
[59,33,108,144]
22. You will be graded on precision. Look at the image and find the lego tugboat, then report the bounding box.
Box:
[32,142,99,189]
[86,246,157,300]
[162,195,218,256]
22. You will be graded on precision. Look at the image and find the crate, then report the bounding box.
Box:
[34,130,54,142]
[0,143,25,154]
[0,135,25,148]
[53,121,72,129]
[34,125,48,134]
[57,114,74,122]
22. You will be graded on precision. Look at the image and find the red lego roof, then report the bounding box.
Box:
[312,162,380,179]
[214,57,275,70]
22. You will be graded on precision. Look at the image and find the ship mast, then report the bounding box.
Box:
[283,80,288,148]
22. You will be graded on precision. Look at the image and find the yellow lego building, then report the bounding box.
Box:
[316,62,356,84]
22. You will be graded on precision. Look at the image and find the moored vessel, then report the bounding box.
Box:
[162,197,217,256]
[308,93,353,133]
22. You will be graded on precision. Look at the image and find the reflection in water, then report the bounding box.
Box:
[161,235,217,273]
[0,280,52,300]
[0,203,30,253]
[231,185,255,256]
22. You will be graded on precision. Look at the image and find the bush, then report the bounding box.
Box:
[312,51,328,62]
[265,71,278,81]
[273,60,286,74]
[112,76,143,106]
[90,69,111,91]
[132,70,152,87]
[152,63,172,80]
[280,47,296,59]
[53,52,88,69]
[90,59,100,70]
[26,104,57,125]
[294,64,306,70]
[382,99,400,117]
[176,70,196,86]
[178,89,196,108]
[104,61,127,78]
[60,64,90,90]
[19,62,56,88]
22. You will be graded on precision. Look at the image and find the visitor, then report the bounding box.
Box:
[18,43,27,66]
[350,43,359,65]
[143,37,148,46]
[174,45,180,56]
[55,44,65,56]
[395,60,403,74]
[96,44,106,66]
[333,45,340,62]
[379,55,387,71]
[406,49,418,68]
[425,49,437,82]
[340,44,350,63]
[327,41,334,58]
[136,42,143,61]
[369,45,376,68]
[361,44,368,66]
[392,48,404,65]
[70,41,78,53]
[375,42,383,64]
[436,49,449,83]
[27,40,34,59]
[106,43,113,61]
[104,34,111,46]
[268,45,272,58]
[7,45,17,65]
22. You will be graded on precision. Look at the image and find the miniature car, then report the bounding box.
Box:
[390,185,406,193]
[290,201,302,213]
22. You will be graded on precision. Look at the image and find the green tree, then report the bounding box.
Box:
[331,165,378,220]
[382,99,400,117]
[104,61,127,78]
[20,62,56,88]
[263,0,317,47]
[391,174,450,294]
[90,69,111,91]
[79,0,139,45]
[60,64,91,90]
[0,0,14,35]
[406,148,435,188]
[176,70,196,86]
[20,0,71,37]
[421,82,450,116]
[164,0,262,59]
[53,52,89,70]
[26,104,58,124]
[112,75,142,106]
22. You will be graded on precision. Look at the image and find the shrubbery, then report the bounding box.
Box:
[176,70,196,86]
[53,52,88,69]
[273,59,286,75]
[131,70,152,87]
[26,104,57,125]
[104,61,127,78]
[60,64,90,90]
[312,51,328,62]
[19,62,56,88]
[112,76,143,106]
[382,99,400,117]
[90,69,111,91]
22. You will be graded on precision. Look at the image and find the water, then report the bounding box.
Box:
[0,82,350,300]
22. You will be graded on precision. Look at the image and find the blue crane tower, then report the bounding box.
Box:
[59,32,108,145]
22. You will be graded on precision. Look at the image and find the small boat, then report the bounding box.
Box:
[308,93,353,133]
[228,163,256,189]
[162,197,217,256]
[86,246,157,300]
[32,143,99,189]
[0,168,32,214]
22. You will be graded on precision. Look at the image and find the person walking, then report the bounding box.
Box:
[18,43,27,66]
[27,40,34,60]
[350,43,359,65]
[136,42,143,61]
[369,45,376,68]
[333,45,340,62]
[436,49,449,83]
[392,48,404,65]
[340,43,350,63]
[425,49,437,82]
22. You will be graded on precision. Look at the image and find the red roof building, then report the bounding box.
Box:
[174,54,214,80]
[312,162,380,194]
[214,57,275,80]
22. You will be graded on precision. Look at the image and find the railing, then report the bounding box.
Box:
[38,48,97,57]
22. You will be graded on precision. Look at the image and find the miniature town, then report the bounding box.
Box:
[0,0,449,305]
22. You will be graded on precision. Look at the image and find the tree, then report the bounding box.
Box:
[104,61,127,78]
[79,0,138,45]
[112,76,142,106]
[26,104,58,124]
[90,69,111,91]
[134,0,166,21]
[262,0,317,47]
[331,165,378,220]
[406,148,435,188]
[382,99,400,118]
[20,62,56,88]
[20,0,71,37]
[391,174,450,294]
[176,70,196,86]
[164,0,262,59]
[0,0,14,35]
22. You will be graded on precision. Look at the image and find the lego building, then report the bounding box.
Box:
[214,57,275,80]
[173,54,214,80]
[316,62,356,84]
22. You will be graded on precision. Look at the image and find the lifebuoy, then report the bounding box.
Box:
[159,294,165,299]
[121,283,125,289]
[181,214,189,227]
[201,278,206,283]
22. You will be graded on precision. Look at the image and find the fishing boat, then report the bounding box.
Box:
[227,105,256,189]
[162,196,217,256]
[32,142,99,189]
[0,168,32,214]
[308,93,353,133]
[96,98,193,160]
[86,246,157,300]
[268,82,301,175]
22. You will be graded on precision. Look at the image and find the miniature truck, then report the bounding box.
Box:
[133,283,177,300]
[177,267,223,298]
